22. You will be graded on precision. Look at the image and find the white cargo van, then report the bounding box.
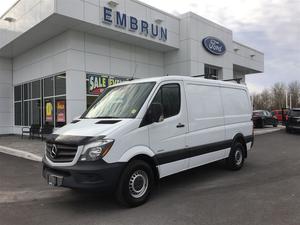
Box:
[43,76,254,207]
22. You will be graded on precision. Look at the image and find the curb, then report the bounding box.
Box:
[0,145,42,162]
[254,127,285,136]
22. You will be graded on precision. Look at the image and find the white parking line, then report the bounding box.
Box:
[0,145,42,162]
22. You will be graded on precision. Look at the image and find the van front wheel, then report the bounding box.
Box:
[226,142,245,170]
[115,160,154,207]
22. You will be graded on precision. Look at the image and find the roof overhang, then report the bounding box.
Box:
[233,64,262,75]
[0,13,178,58]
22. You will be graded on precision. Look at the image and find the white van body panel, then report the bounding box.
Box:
[221,87,253,142]
[46,76,253,182]
[118,146,155,162]
[184,82,226,168]
[103,119,149,163]
[188,148,230,170]
[148,81,189,176]
[158,159,188,178]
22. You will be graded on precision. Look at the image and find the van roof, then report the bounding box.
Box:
[113,75,248,89]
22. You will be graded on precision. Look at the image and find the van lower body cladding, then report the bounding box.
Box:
[158,148,230,178]
[156,136,253,178]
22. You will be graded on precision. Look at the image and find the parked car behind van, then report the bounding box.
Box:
[272,109,288,123]
[252,110,278,128]
[286,108,300,133]
[43,76,254,207]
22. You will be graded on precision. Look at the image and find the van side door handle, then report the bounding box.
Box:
[176,123,185,128]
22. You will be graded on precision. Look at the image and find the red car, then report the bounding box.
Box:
[272,110,288,122]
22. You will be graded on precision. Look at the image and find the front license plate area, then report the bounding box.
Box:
[47,174,63,186]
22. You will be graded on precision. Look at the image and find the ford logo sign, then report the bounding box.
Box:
[202,37,226,55]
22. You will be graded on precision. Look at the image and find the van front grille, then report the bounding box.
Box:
[46,143,78,163]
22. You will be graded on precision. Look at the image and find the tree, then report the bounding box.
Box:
[251,81,300,110]
[271,82,286,109]
[288,81,300,108]
[252,90,272,110]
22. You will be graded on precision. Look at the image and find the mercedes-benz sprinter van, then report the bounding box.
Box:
[43,76,254,207]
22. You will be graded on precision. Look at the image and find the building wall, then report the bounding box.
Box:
[12,30,164,129]
[165,12,234,79]
[232,41,264,72]
[0,0,55,49]
[0,58,13,134]
[164,12,264,79]
[55,0,180,49]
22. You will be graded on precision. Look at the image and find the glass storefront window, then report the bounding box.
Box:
[55,97,66,127]
[86,74,129,108]
[44,98,54,126]
[32,80,41,99]
[44,77,54,97]
[205,65,219,80]
[14,102,22,126]
[14,86,22,101]
[14,74,66,127]
[87,96,98,109]
[32,100,41,125]
[23,101,31,126]
[55,74,66,95]
[23,83,31,100]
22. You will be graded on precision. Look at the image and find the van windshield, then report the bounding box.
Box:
[82,82,156,119]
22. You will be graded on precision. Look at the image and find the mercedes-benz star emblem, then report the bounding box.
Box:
[50,144,58,158]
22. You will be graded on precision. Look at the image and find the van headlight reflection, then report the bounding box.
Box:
[80,140,114,161]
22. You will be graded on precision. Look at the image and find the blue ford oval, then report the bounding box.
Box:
[202,37,226,55]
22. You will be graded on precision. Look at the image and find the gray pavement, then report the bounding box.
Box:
[0,135,45,157]
[254,124,285,136]
[0,130,300,225]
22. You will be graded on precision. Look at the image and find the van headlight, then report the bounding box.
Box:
[80,140,114,161]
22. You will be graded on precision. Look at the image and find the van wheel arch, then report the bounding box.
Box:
[232,134,247,158]
[129,155,160,183]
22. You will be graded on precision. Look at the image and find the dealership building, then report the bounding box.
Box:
[0,0,264,135]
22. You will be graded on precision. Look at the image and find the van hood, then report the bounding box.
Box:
[53,119,132,137]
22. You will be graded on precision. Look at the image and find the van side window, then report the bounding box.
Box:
[152,84,181,118]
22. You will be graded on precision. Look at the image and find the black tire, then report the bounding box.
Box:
[226,142,245,170]
[115,160,154,207]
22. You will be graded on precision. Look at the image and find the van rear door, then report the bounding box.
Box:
[148,81,188,178]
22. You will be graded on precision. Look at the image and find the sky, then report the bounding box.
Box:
[139,0,300,93]
[1,0,299,93]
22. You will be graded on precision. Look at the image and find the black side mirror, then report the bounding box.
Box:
[147,103,164,123]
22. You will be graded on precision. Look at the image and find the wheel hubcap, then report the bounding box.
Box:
[235,149,243,165]
[129,170,149,199]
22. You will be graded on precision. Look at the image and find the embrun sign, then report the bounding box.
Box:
[102,7,168,42]
[202,37,226,55]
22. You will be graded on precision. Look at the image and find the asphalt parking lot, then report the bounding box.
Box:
[0,130,300,225]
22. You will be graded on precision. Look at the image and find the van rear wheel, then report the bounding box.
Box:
[226,142,245,170]
[115,160,154,207]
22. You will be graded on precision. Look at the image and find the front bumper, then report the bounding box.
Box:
[42,157,126,190]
